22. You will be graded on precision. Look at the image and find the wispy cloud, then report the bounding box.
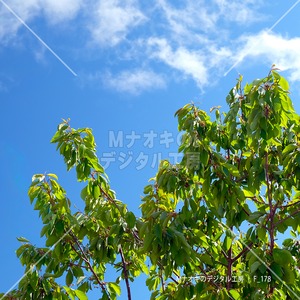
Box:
[156,0,218,40]
[235,31,300,82]
[0,0,78,76]
[1,0,300,93]
[0,0,38,41]
[103,69,166,94]
[89,0,146,47]
[214,0,265,25]
[42,0,83,24]
[156,0,264,41]
[148,38,208,88]
[144,0,266,88]
[0,0,82,40]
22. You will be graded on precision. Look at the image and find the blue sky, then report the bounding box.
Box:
[1,0,300,299]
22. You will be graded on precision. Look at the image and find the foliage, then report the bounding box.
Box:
[1,68,300,300]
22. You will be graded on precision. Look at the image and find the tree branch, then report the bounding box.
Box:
[274,207,300,227]
[92,174,141,244]
[221,249,228,259]
[279,199,300,209]
[232,242,253,263]
[265,144,275,297]
[119,246,132,300]
[69,232,109,298]
[198,265,221,290]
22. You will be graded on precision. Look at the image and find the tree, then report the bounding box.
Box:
[1,68,300,300]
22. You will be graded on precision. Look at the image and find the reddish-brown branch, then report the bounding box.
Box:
[119,246,132,300]
[159,269,165,292]
[265,152,275,295]
[198,265,221,290]
[237,198,250,216]
[221,249,228,259]
[232,242,254,263]
[274,207,300,227]
[279,199,300,209]
[69,232,109,297]
[93,175,141,244]
[265,152,275,255]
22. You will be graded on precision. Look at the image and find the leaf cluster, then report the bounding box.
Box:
[1,69,300,300]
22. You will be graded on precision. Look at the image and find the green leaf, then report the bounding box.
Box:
[66,270,73,286]
[223,236,232,251]
[80,186,88,200]
[51,131,62,143]
[270,263,283,279]
[229,290,241,300]
[257,227,266,240]
[63,286,75,300]
[47,173,58,180]
[30,270,39,289]
[42,279,52,295]
[167,175,177,192]
[125,211,136,229]
[201,253,213,266]
[250,261,261,274]
[107,282,121,296]
[74,289,88,300]
[243,189,254,198]
[224,163,239,177]
[76,276,86,285]
[273,249,293,266]
[283,266,295,284]
[143,184,153,194]
[32,174,45,183]
[46,235,59,247]
[17,237,30,243]
[248,211,265,224]
[142,233,154,252]
[282,144,297,155]
[282,238,293,247]
[93,185,100,199]
[58,123,69,131]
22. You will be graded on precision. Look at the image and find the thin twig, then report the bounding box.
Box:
[279,199,300,209]
[119,246,132,300]
[274,207,300,227]
[232,242,253,263]
[198,265,221,290]
[69,232,109,298]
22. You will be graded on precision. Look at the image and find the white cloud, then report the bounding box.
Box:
[42,0,83,24]
[148,38,208,87]
[1,0,300,94]
[0,0,39,41]
[89,0,146,47]
[145,0,264,88]
[0,0,82,41]
[104,69,166,94]
[214,0,265,25]
[233,31,300,82]
[157,0,218,37]
[156,0,264,43]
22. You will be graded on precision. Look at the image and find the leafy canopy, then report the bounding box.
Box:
[1,68,300,300]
